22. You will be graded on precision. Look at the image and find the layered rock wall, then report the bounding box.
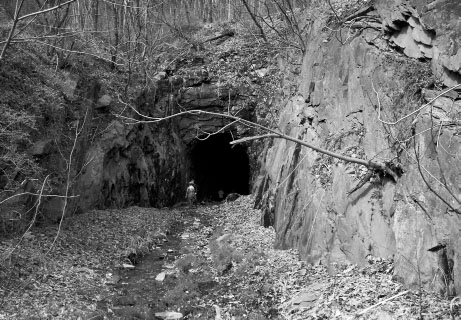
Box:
[255,0,460,294]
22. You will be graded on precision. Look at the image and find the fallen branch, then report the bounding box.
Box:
[231,131,372,165]
[231,130,398,181]
[355,290,410,316]
[0,192,79,205]
[203,30,235,44]
[413,139,460,214]
[118,106,401,181]
[32,40,124,66]
[342,5,375,23]
[230,133,278,144]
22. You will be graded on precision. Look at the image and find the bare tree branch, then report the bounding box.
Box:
[230,133,279,144]
[413,137,460,214]
[45,107,84,256]
[2,174,50,259]
[0,0,25,61]
[18,0,76,22]
[118,106,400,180]
[374,82,461,126]
[0,0,77,62]
[0,192,79,206]
[356,290,410,316]
[240,0,268,43]
[32,40,124,66]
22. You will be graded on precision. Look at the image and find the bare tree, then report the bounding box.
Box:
[0,0,77,62]
[239,0,309,52]
[241,0,268,42]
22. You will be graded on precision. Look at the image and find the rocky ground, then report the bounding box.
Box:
[0,196,458,319]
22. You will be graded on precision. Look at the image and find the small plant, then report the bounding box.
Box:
[176,253,197,273]
[122,234,155,265]
[162,273,200,307]
[370,189,383,201]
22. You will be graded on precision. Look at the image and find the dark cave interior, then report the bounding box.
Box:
[189,132,250,201]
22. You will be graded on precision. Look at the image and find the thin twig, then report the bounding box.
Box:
[196,120,240,141]
[306,190,325,249]
[326,0,341,22]
[413,139,460,214]
[2,175,50,259]
[45,111,81,256]
[374,82,461,126]
[0,192,79,205]
[17,0,76,22]
[230,133,278,144]
[32,40,124,66]
[0,0,25,61]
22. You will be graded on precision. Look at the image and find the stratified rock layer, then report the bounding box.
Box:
[255,0,460,294]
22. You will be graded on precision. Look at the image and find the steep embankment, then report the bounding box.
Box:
[255,0,460,295]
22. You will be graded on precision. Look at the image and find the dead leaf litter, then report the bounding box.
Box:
[0,196,457,319]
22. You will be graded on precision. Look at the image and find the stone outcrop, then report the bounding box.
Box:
[376,0,461,86]
[76,65,252,211]
[76,92,188,211]
[255,0,461,295]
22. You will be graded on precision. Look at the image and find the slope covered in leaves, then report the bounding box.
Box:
[0,207,180,319]
[0,197,458,319]
[169,196,457,320]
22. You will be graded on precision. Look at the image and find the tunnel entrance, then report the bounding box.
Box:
[189,132,250,201]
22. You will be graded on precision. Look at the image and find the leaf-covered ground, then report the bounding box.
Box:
[0,207,180,319]
[1,196,459,319]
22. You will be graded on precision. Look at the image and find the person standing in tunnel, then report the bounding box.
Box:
[218,189,225,202]
[190,180,198,196]
[186,180,197,207]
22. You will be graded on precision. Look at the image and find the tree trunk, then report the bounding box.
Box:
[206,0,213,22]
[92,0,99,31]
[241,0,267,42]
[228,0,232,20]
[184,0,191,24]
[111,3,119,69]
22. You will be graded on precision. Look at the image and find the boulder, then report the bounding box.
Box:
[30,139,53,156]
[41,197,65,222]
[225,193,240,202]
[96,94,112,108]
[60,71,79,100]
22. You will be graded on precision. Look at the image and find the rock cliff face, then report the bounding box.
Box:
[255,0,460,294]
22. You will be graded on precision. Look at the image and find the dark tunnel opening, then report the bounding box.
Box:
[189,132,250,201]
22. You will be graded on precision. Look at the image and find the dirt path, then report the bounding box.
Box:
[103,209,197,319]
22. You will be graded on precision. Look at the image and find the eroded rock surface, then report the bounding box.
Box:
[255,0,460,294]
[77,63,253,210]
